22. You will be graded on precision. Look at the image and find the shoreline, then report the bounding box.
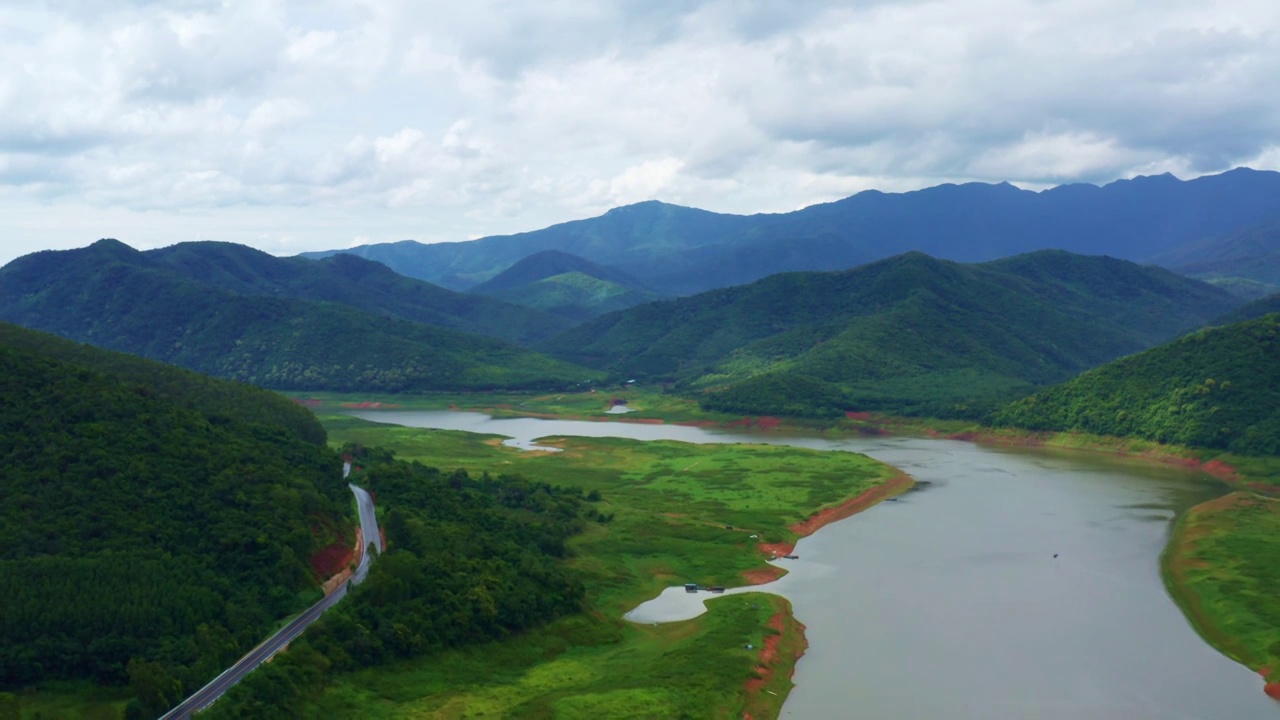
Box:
[1162,492,1280,700]
[937,427,1246,484]
[756,473,915,561]
[322,399,1280,708]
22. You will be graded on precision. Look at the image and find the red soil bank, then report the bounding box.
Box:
[309,539,353,580]
[320,526,363,595]
[1265,683,1280,700]
[758,474,914,557]
[741,565,786,585]
[944,430,1246,486]
[339,401,403,409]
[742,612,807,720]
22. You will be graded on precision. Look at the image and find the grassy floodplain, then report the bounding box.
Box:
[311,392,1280,703]
[296,386,735,424]
[1164,492,1280,697]
[310,412,906,717]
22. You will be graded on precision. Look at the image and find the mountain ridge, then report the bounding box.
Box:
[0,242,594,393]
[537,250,1242,417]
[300,167,1280,296]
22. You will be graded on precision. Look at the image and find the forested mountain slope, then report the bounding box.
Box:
[1215,293,1280,325]
[0,241,593,393]
[0,338,351,715]
[66,240,570,344]
[1154,216,1280,286]
[0,321,325,443]
[470,250,662,320]
[994,314,1280,455]
[540,251,1241,416]
[204,446,597,718]
[304,168,1280,295]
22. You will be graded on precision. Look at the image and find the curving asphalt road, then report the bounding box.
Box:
[160,464,379,719]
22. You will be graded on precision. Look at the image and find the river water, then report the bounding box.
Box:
[345,410,1277,719]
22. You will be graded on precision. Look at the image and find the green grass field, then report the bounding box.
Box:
[297,387,736,424]
[310,413,900,717]
[302,593,803,719]
[1164,492,1280,688]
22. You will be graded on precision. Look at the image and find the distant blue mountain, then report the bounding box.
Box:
[300,168,1280,295]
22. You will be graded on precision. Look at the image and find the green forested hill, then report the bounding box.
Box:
[146,241,571,344]
[204,446,595,718]
[0,243,594,393]
[994,314,1280,455]
[0,341,351,712]
[1213,292,1280,326]
[0,322,325,443]
[540,251,1241,417]
[483,271,661,322]
[469,250,662,320]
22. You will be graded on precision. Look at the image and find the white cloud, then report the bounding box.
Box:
[3,0,1280,266]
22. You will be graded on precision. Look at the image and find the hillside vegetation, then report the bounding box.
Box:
[304,168,1280,295]
[540,251,1241,417]
[147,241,571,344]
[0,336,351,717]
[1156,216,1280,287]
[994,313,1280,455]
[469,250,661,320]
[204,445,598,719]
[0,322,325,444]
[0,241,594,393]
[1214,292,1280,326]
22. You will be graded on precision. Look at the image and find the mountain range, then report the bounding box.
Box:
[539,251,1241,417]
[302,168,1280,297]
[0,240,591,393]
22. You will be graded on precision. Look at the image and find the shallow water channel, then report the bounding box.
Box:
[345,410,1277,719]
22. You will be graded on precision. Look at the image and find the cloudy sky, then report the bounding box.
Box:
[3,0,1279,266]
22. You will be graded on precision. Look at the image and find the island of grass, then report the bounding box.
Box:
[1164,492,1280,699]
[308,414,909,717]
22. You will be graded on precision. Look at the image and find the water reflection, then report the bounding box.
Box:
[343,410,1275,719]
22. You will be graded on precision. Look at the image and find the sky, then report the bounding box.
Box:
[3,0,1280,266]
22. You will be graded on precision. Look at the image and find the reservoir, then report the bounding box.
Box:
[345,410,1277,719]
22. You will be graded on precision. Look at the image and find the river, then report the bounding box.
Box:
[344,410,1277,719]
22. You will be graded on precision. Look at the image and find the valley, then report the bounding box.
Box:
[304,408,1276,717]
[3,170,1279,719]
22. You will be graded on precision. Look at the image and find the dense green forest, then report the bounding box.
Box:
[994,313,1280,455]
[0,341,352,716]
[541,250,1240,418]
[469,250,661,320]
[0,241,594,393]
[203,446,599,718]
[0,321,325,444]
[146,241,572,344]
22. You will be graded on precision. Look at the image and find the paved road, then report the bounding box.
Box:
[160,467,379,719]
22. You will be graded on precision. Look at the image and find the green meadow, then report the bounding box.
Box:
[298,386,735,424]
[308,413,902,716]
[1164,492,1280,687]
